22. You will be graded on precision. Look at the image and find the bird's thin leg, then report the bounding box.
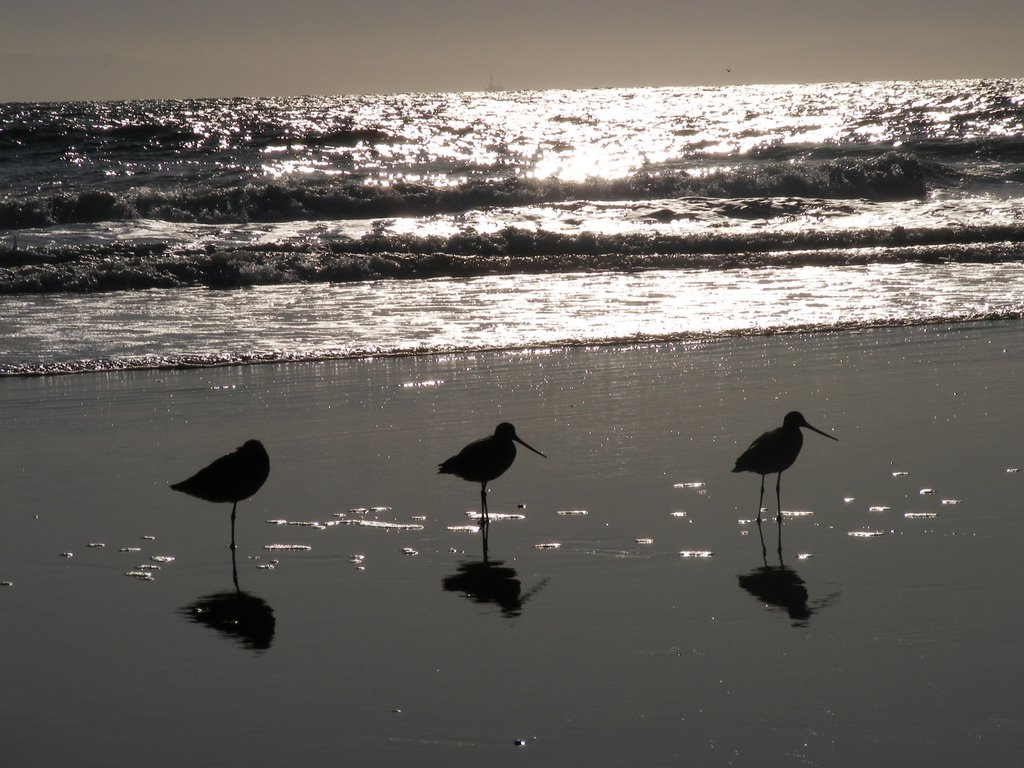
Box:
[481,521,490,563]
[756,475,765,524]
[775,473,783,523]
[480,482,489,524]
[231,545,240,592]
[756,517,767,565]
[230,501,238,551]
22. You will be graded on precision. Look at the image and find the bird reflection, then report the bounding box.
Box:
[738,537,840,626]
[443,525,548,617]
[737,564,813,625]
[753,515,786,567]
[443,559,525,617]
[180,548,276,651]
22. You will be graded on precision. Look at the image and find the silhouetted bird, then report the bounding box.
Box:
[439,422,546,522]
[733,412,837,523]
[171,439,270,549]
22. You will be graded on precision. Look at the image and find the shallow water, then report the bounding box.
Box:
[2,321,1022,766]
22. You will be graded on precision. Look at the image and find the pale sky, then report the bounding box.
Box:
[2,0,1023,102]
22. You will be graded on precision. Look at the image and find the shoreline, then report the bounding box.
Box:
[3,313,1022,377]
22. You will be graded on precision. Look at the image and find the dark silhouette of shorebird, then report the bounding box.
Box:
[733,411,837,524]
[171,439,270,550]
[439,422,546,523]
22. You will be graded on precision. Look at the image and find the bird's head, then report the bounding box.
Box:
[785,412,837,441]
[496,422,547,458]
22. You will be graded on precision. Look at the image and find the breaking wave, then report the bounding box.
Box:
[2,222,1022,293]
[0,153,930,229]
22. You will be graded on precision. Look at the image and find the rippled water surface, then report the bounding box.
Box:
[2,323,1023,766]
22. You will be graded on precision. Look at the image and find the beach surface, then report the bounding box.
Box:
[2,320,1022,767]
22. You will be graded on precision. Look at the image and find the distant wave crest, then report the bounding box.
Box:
[2,223,1022,293]
[0,153,929,230]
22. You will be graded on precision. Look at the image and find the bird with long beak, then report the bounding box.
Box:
[439,422,546,523]
[733,411,837,524]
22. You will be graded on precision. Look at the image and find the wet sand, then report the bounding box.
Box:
[2,320,1023,767]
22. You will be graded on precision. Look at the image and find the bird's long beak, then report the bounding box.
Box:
[806,423,838,441]
[515,436,548,458]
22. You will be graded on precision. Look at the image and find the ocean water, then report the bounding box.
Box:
[4,80,1024,767]
[2,78,1024,373]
